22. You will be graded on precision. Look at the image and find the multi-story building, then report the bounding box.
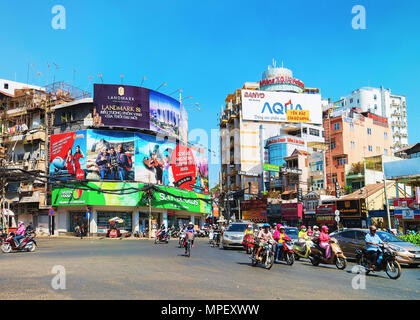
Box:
[0,80,89,232]
[323,108,393,195]
[219,62,323,219]
[336,87,408,152]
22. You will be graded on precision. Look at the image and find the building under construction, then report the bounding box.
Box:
[0,79,90,233]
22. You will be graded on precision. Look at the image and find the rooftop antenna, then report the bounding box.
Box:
[141,76,146,87]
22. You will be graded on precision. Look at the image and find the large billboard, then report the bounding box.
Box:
[49,130,208,193]
[241,90,322,124]
[93,84,182,139]
[93,84,150,130]
[49,130,87,180]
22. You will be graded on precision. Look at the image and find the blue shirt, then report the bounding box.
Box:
[365,232,382,251]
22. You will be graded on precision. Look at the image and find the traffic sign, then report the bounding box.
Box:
[86,211,91,219]
[335,210,340,216]
[335,216,340,222]
[49,208,55,216]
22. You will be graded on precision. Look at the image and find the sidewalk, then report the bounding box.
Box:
[35,234,153,240]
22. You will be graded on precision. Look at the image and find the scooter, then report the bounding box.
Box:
[356,243,402,280]
[243,233,255,254]
[275,240,295,265]
[155,229,170,244]
[309,237,347,270]
[250,240,275,270]
[178,231,186,248]
[1,232,37,253]
[293,238,313,261]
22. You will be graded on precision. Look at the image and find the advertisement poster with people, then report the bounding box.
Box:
[149,90,181,138]
[50,130,208,193]
[49,130,87,180]
[86,130,135,181]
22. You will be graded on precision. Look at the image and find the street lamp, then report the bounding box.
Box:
[181,96,192,101]
[184,102,200,111]
[141,76,146,86]
[169,89,182,97]
[155,82,167,91]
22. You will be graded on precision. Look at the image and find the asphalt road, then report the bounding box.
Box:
[0,237,419,300]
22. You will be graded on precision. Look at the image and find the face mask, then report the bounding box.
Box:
[303,229,306,232]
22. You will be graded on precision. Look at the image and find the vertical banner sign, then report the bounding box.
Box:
[93,84,150,129]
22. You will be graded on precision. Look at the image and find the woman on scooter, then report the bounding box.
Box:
[319,226,331,259]
[298,225,308,240]
[275,225,291,262]
[13,222,25,246]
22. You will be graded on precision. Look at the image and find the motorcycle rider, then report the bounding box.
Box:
[298,225,308,239]
[184,222,195,254]
[312,225,320,240]
[13,221,26,246]
[365,225,383,271]
[275,225,291,262]
[319,226,331,259]
[255,223,274,261]
[307,226,313,237]
[158,223,167,240]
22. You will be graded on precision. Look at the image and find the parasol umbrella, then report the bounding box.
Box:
[108,217,124,224]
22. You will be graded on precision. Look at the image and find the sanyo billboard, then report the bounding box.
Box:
[241,90,322,124]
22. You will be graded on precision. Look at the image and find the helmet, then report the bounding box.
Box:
[313,225,319,230]
[277,224,282,229]
[279,225,285,230]
[248,225,253,229]
[300,225,306,230]
[263,223,270,228]
[322,225,329,231]
[19,221,24,225]
[188,222,194,226]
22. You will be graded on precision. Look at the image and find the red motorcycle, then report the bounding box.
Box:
[243,233,256,254]
[1,232,37,253]
[275,238,295,265]
[154,229,170,244]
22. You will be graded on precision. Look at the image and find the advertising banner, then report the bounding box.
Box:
[241,90,322,124]
[149,90,181,138]
[93,84,150,130]
[50,130,208,193]
[263,163,280,172]
[241,200,268,221]
[52,182,211,214]
[49,130,87,180]
[281,203,303,220]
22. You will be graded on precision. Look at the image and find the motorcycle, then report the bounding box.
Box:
[178,231,186,248]
[293,238,313,261]
[309,237,347,270]
[250,239,275,270]
[154,229,170,244]
[242,233,255,254]
[355,243,402,280]
[275,240,295,265]
[211,230,221,247]
[1,232,37,253]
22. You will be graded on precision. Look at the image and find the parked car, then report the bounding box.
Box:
[221,222,249,249]
[331,228,420,266]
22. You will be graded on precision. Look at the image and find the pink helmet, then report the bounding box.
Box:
[300,225,306,229]
[321,225,329,231]
[277,224,282,229]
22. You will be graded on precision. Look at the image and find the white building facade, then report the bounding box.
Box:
[336,86,408,152]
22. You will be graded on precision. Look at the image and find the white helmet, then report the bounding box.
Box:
[188,222,194,226]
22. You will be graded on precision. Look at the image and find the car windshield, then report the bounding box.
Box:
[285,228,298,239]
[377,231,402,242]
[227,224,248,232]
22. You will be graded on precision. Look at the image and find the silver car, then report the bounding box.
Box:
[221,222,249,249]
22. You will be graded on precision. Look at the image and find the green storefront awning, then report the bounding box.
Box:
[52,182,211,214]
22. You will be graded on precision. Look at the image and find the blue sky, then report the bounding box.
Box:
[1,0,420,188]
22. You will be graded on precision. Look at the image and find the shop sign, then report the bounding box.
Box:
[402,209,414,220]
[263,163,280,172]
[241,199,268,221]
[281,203,302,219]
[336,199,362,217]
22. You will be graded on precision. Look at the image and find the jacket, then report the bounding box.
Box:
[96,152,110,171]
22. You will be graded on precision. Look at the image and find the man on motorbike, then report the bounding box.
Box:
[255,223,274,261]
[275,225,291,262]
[365,225,383,270]
[184,222,195,254]
[159,223,167,239]
[319,226,331,259]
[13,221,26,246]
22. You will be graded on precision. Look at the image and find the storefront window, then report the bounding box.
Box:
[97,212,132,232]
[70,212,87,232]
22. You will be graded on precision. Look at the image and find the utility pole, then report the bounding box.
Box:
[384,179,392,229]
